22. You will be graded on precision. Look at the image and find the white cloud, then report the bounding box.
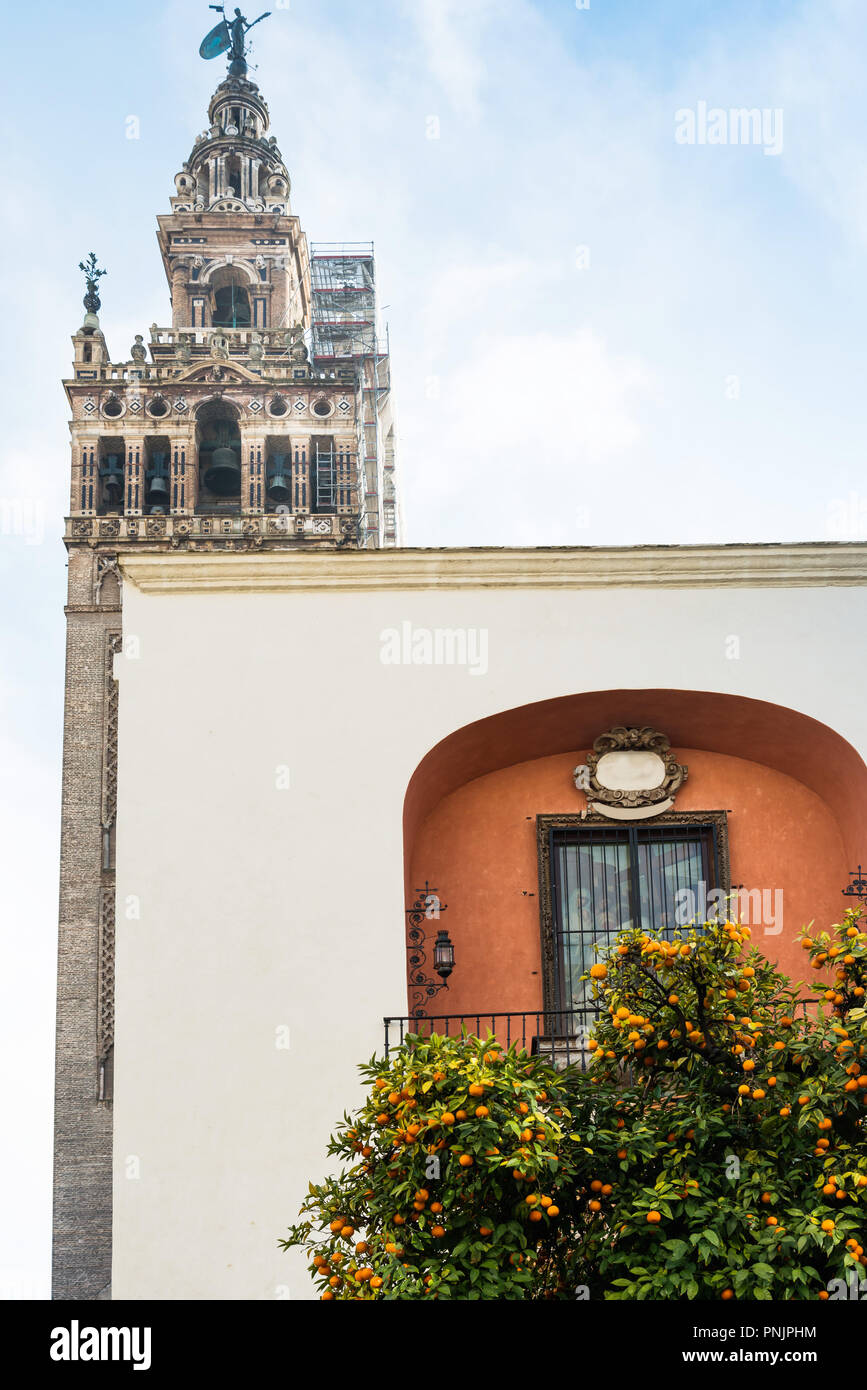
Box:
[402,325,659,543]
[408,0,499,121]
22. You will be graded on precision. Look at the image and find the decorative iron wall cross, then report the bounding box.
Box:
[405,881,449,1019]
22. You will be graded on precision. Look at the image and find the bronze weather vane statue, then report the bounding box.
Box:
[199,5,272,78]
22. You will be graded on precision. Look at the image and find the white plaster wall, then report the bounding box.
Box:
[112,573,867,1298]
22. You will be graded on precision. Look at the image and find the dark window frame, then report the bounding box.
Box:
[536,810,730,1015]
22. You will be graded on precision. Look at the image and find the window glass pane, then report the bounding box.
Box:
[635,833,709,937]
[555,833,632,1009]
[551,823,719,1014]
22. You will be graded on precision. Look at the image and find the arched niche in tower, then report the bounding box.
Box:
[144,436,172,514]
[97,437,125,514]
[210,263,253,329]
[196,399,242,507]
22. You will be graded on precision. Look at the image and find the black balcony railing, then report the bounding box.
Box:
[383,998,814,1069]
[382,1008,600,1069]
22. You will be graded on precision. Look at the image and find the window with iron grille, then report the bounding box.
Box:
[537,813,730,1015]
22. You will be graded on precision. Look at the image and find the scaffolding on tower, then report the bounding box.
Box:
[309,243,398,548]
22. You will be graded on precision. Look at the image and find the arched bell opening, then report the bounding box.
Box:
[210,265,251,328]
[196,400,241,508]
[97,437,125,514]
[144,436,171,514]
[264,433,292,511]
[224,154,243,200]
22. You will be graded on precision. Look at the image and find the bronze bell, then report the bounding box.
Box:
[146,451,170,510]
[204,445,241,495]
[266,453,291,504]
[146,474,170,509]
[100,452,124,504]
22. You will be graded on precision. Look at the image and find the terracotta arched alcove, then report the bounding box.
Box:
[403,691,867,1017]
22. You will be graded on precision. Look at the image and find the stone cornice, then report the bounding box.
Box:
[119,542,867,594]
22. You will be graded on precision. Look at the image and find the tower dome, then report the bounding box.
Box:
[172,74,290,215]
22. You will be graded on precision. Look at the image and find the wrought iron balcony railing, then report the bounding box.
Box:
[382,998,813,1069]
[382,1008,600,1070]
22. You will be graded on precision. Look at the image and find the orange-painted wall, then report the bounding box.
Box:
[409,748,849,1017]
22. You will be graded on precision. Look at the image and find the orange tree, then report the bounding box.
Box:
[578,906,867,1300]
[280,909,867,1300]
[279,1032,593,1300]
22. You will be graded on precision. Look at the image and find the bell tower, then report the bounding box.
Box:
[52,12,399,1300]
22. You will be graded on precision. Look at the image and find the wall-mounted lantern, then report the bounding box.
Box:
[432,929,455,981]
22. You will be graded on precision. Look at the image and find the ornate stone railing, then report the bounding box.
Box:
[66,512,356,546]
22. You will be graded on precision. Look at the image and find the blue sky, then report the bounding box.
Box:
[2,0,867,1295]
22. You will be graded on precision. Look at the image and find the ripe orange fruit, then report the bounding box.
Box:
[821,1219,835,1232]
[441,1112,455,1126]
[468,1083,485,1097]
[589,963,607,979]
[475,1105,489,1118]
[588,1199,602,1212]
[646,1210,662,1223]
[721,1289,734,1300]
[480,1226,493,1237]
[548,1205,559,1217]
[431,1225,445,1238]
[458,1154,473,1167]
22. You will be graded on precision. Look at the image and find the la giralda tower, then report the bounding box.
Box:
[52,8,398,1298]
